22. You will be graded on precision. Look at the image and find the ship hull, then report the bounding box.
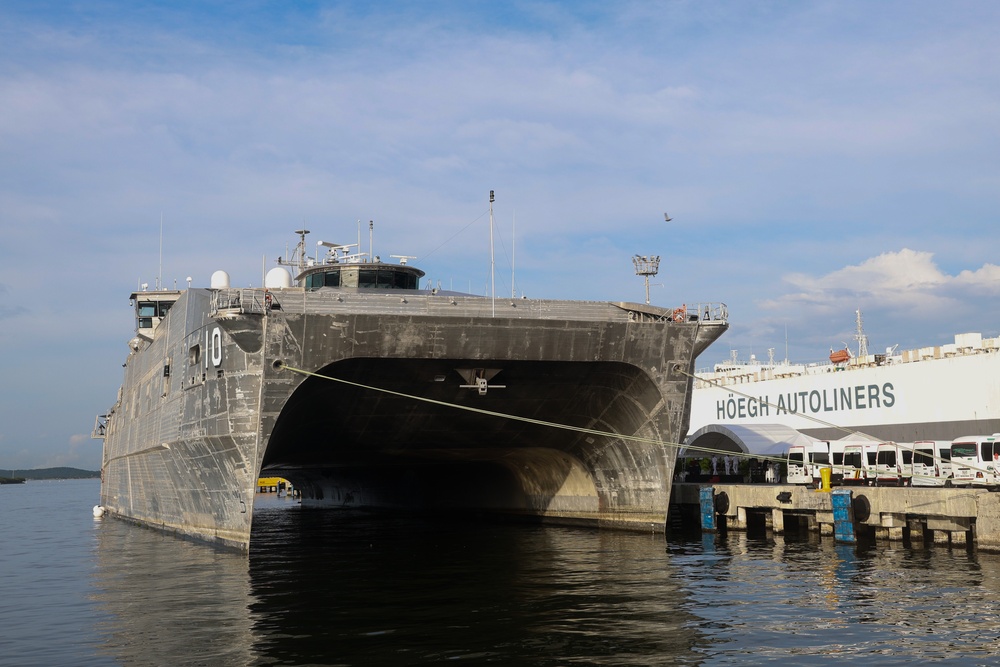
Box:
[100,288,726,549]
[690,347,1000,443]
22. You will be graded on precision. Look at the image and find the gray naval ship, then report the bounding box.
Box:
[94,227,728,549]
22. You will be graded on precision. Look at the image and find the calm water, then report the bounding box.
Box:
[5,479,1000,665]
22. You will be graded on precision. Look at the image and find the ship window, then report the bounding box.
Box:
[138,302,155,328]
[305,270,342,290]
[378,269,396,288]
[358,269,377,288]
[394,271,417,289]
[305,267,418,290]
[189,344,201,366]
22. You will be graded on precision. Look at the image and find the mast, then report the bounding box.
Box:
[511,208,516,299]
[294,229,310,274]
[855,309,869,358]
[489,190,495,316]
[157,212,163,290]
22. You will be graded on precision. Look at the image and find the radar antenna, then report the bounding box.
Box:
[275,229,311,274]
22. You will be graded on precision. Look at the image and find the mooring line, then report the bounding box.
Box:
[276,363,974,480]
[276,363,779,461]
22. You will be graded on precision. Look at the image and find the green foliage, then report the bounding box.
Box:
[0,467,99,480]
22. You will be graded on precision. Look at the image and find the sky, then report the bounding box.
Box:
[1,1,999,471]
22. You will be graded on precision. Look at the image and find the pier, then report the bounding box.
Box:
[670,483,1000,551]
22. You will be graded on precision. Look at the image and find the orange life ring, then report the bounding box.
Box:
[672,307,687,322]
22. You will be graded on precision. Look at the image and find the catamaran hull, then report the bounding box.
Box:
[100,288,727,549]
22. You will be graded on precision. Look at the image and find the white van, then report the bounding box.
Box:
[841,441,879,486]
[787,442,833,486]
[875,441,914,486]
[828,440,846,484]
[951,434,1000,488]
[911,440,953,487]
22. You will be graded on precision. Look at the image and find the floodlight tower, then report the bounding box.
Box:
[632,254,661,305]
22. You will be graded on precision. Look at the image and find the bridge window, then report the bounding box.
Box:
[305,270,342,289]
[137,300,173,328]
[305,266,418,290]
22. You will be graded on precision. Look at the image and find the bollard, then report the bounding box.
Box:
[831,488,856,543]
[699,486,717,532]
[818,466,832,492]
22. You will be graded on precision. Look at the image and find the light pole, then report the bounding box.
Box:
[632,255,661,305]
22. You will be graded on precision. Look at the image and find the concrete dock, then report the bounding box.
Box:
[670,483,1000,551]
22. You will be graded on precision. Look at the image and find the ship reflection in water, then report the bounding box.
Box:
[91,495,701,665]
[92,494,1000,665]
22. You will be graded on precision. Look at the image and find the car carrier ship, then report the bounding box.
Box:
[688,311,1000,444]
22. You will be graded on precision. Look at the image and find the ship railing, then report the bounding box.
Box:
[696,302,728,324]
[624,301,728,324]
[210,288,269,316]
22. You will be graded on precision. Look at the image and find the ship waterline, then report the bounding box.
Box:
[98,262,727,549]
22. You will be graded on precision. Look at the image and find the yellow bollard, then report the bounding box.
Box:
[818,467,832,492]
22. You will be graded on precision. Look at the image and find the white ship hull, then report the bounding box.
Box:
[689,334,1000,443]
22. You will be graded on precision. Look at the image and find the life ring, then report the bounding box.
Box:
[672,307,687,322]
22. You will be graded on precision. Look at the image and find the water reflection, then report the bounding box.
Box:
[247,505,702,665]
[91,498,1000,666]
[672,531,1000,665]
[91,520,256,666]
[92,498,702,666]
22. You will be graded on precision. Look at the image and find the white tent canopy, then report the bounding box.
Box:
[681,423,820,458]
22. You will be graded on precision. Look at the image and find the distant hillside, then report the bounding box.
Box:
[0,467,100,480]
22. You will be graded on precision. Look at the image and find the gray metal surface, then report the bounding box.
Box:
[100,286,727,549]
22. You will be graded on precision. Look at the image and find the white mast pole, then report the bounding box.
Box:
[158,212,163,290]
[489,190,495,317]
[511,208,516,299]
[369,220,374,262]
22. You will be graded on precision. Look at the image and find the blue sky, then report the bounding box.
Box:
[1,1,999,470]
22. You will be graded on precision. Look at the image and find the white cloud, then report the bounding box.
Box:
[2,1,1000,467]
[761,249,1000,316]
